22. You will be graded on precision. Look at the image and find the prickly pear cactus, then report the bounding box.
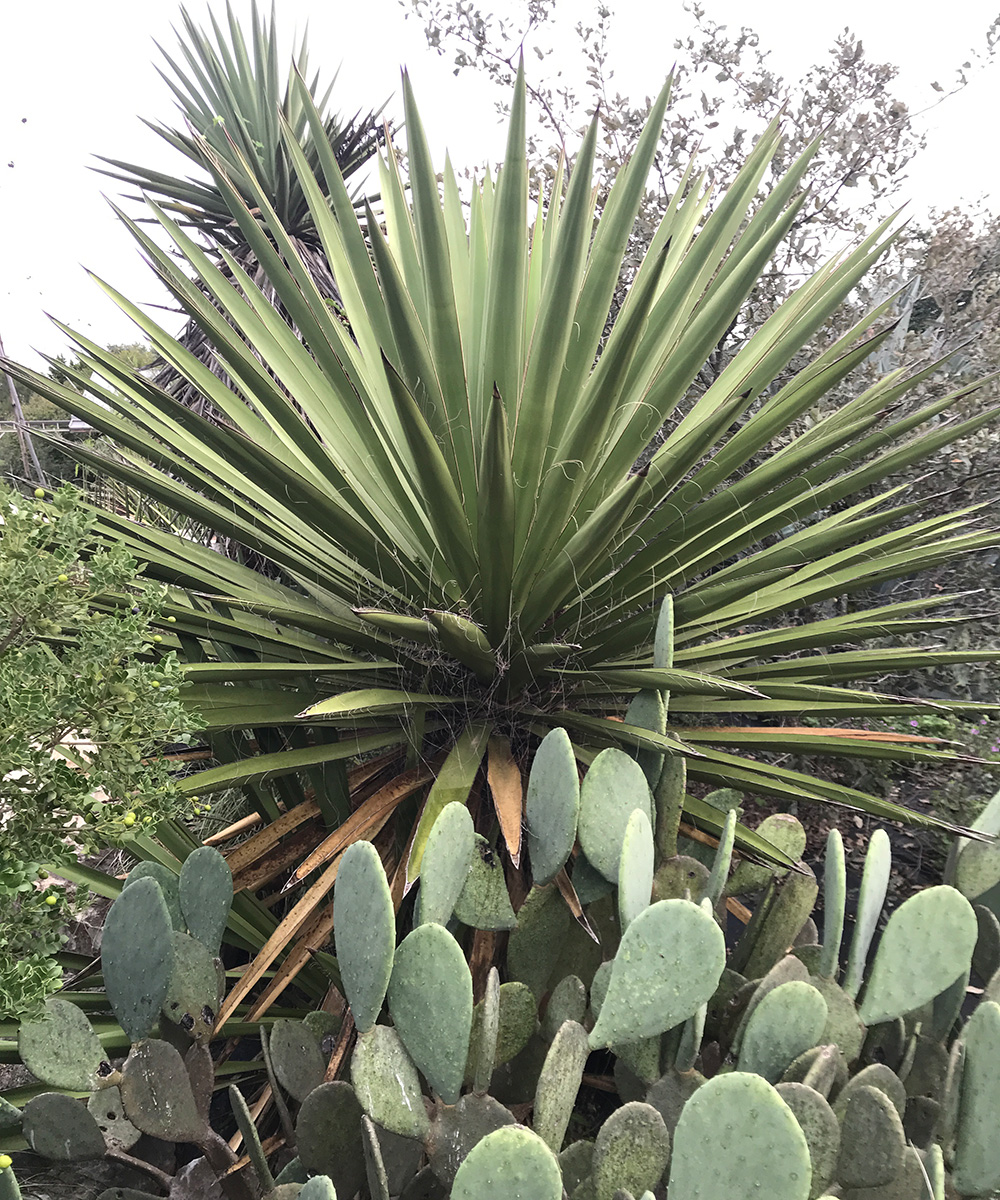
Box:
[451,1126,563,1200]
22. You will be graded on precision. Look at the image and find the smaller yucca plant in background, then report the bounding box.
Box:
[8,55,1000,1015]
[96,1,387,418]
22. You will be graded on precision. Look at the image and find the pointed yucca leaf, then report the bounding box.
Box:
[477,386,516,645]
[297,689,457,719]
[354,609,437,644]
[381,354,478,596]
[553,667,762,699]
[729,648,1000,684]
[407,723,492,885]
[683,728,968,764]
[424,611,496,682]
[535,711,700,759]
[172,730,410,796]
[679,795,800,870]
[475,61,528,437]
[518,471,645,635]
[182,662,401,683]
[400,71,475,509]
[513,111,599,546]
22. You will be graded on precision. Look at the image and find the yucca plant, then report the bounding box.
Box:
[97,0,387,417]
[9,65,1000,1020]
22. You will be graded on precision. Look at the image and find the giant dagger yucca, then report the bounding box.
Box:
[9,64,1000,1017]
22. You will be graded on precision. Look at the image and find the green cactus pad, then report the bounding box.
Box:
[427,1094,516,1185]
[0,1163,21,1200]
[468,980,537,1081]
[618,809,654,932]
[507,885,573,1000]
[843,829,891,1000]
[541,975,587,1042]
[740,868,819,981]
[810,976,865,1064]
[733,955,810,1055]
[819,829,846,980]
[120,1038,205,1143]
[615,1035,663,1086]
[178,846,232,955]
[230,1084,275,1192]
[88,1086,142,1152]
[651,856,709,904]
[0,1097,21,1132]
[418,801,476,927]
[781,1045,847,1099]
[162,930,223,1041]
[560,1141,596,1192]
[454,835,517,930]
[955,836,1000,901]
[124,861,184,929]
[269,1018,326,1103]
[834,1084,904,1189]
[902,1095,939,1147]
[296,1081,366,1198]
[593,1102,670,1200]
[857,886,977,1025]
[727,814,806,896]
[953,999,1000,1196]
[388,922,473,1104]
[834,1063,906,1121]
[669,1072,810,1200]
[860,1018,905,1074]
[572,854,615,905]
[299,1178,338,1200]
[451,1125,563,1200]
[775,1083,840,1198]
[22,1093,107,1161]
[102,876,175,1042]
[472,968,501,1095]
[370,1125,424,1195]
[362,1116,390,1200]
[351,1024,430,1140]
[18,997,106,1090]
[739,980,828,1083]
[333,839,395,1034]
[937,1037,964,1163]
[526,727,581,886]
[625,689,667,789]
[184,1041,214,1125]
[705,809,737,910]
[645,1070,704,1135]
[590,899,724,1049]
[534,1020,591,1152]
[973,904,1000,982]
[95,1191,164,1200]
[579,748,653,884]
[904,1037,948,1101]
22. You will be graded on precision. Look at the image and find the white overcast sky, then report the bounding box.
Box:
[1,0,997,371]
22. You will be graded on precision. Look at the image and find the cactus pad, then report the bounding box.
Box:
[589,899,725,1049]
[120,1039,205,1143]
[454,835,517,930]
[124,861,184,929]
[669,1073,810,1200]
[727,814,806,896]
[451,1126,563,1200]
[269,1018,326,1102]
[162,930,223,1042]
[618,809,654,932]
[18,997,106,1090]
[351,1024,431,1140]
[418,801,475,927]
[22,1093,107,1161]
[834,1084,904,1189]
[541,975,587,1042]
[178,846,233,954]
[953,999,1000,1196]
[534,1020,591,1152]
[593,1102,670,1200]
[427,1093,516,1185]
[857,886,977,1025]
[506,886,572,1000]
[525,727,580,886]
[102,877,175,1042]
[740,980,828,1083]
[774,1083,840,1198]
[578,748,653,884]
[299,1178,339,1200]
[296,1081,366,1199]
[88,1086,142,1152]
[334,839,395,1034]
[388,922,473,1104]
